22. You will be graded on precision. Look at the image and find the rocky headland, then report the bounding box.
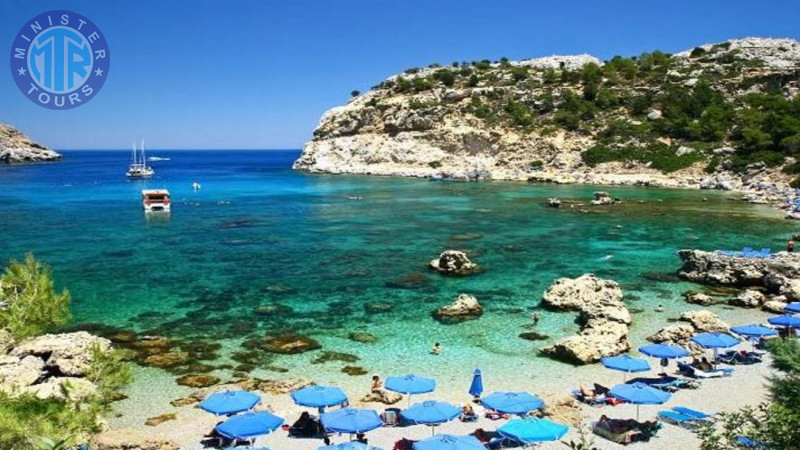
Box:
[0,124,61,164]
[295,38,800,210]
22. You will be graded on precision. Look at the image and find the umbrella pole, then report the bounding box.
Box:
[636,404,640,421]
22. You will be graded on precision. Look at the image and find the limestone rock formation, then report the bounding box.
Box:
[648,310,729,354]
[433,294,483,322]
[360,389,402,405]
[293,38,800,204]
[679,310,729,333]
[11,331,111,377]
[0,124,61,163]
[260,333,321,354]
[729,289,767,308]
[429,250,479,275]
[540,274,631,364]
[685,292,716,306]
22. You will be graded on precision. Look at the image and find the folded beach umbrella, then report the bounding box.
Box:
[769,314,800,328]
[291,385,348,409]
[412,434,485,450]
[401,400,461,435]
[321,408,383,434]
[731,324,778,338]
[497,417,570,443]
[638,344,689,359]
[468,369,483,398]
[318,443,384,450]
[481,391,544,415]
[216,411,284,440]
[785,302,800,314]
[199,390,260,416]
[386,374,436,406]
[602,355,650,381]
[609,382,671,420]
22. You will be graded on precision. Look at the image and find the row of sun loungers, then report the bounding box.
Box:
[715,350,763,365]
[677,362,734,378]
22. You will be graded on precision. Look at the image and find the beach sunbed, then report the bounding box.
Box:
[571,389,607,406]
[592,419,661,445]
[678,362,732,378]
[672,406,714,422]
[658,410,701,429]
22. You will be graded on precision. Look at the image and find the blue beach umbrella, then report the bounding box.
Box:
[601,355,650,381]
[291,385,348,410]
[497,417,570,444]
[401,400,460,435]
[785,302,800,314]
[216,411,284,440]
[468,369,483,398]
[199,390,260,416]
[731,324,779,338]
[412,434,485,450]
[321,408,383,434]
[609,382,671,420]
[319,443,384,450]
[691,332,740,349]
[481,391,544,415]
[638,344,690,359]
[386,374,436,406]
[769,314,800,328]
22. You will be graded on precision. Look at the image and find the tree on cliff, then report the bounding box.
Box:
[0,253,71,340]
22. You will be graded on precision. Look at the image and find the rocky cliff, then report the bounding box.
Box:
[0,124,61,163]
[294,38,800,201]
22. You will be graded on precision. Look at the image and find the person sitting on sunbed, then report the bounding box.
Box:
[460,403,478,422]
[579,384,596,400]
[472,428,490,443]
[699,357,713,371]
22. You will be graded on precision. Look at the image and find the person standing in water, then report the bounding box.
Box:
[430,342,441,355]
[788,238,795,253]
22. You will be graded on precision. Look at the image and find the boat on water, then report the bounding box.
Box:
[126,139,155,178]
[142,189,171,212]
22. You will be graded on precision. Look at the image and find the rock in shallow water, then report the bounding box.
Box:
[433,294,483,322]
[176,374,220,388]
[261,333,321,354]
[145,413,177,427]
[429,250,479,275]
[348,332,377,343]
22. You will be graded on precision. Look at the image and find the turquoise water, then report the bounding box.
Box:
[0,150,794,402]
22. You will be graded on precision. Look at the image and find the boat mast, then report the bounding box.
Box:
[141,138,146,166]
[131,142,137,165]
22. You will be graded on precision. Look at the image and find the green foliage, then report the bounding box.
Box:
[432,69,456,87]
[690,47,708,58]
[86,345,133,405]
[428,161,442,169]
[542,68,558,84]
[469,97,492,119]
[582,142,702,172]
[509,65,529,82]
[0,253,71,341]
[467,74,479,87]
[0,393,105,450]
[411,77,434,92]
[504,100,533,127]
[791,177,800,189]
[350,90,360,98]
[530,160,544,169]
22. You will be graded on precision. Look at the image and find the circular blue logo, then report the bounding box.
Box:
[9,10,110,110]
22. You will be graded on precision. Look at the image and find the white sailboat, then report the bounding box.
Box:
[126,138,155,178]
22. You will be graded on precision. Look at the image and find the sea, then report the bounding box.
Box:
[0,150,792,424]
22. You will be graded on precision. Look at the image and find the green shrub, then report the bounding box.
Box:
[0,253,70,340]
[582,142,702,173]
[530,160,544,169]
[505,100,533,127]
[791,177,800,189]
[428,161,442,169]
[467,74,479,87]
[510,65,529,82]
[432,69,456,87]
[411,77,434,92]
[350,90,360,98]
[690,47,707,58]
[86,345,133,405]
[0,393,104,449]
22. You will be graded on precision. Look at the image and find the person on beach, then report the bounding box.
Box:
[355,433,368,444]
[461,403,477,422]
[371,374,383,392]
[430,342,441,355]
[788,238,795,253]
[699,357,713,371]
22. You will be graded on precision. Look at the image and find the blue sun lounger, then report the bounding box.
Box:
[658,410,701,428]
[672,406,714,422]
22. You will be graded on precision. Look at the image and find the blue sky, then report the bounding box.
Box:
[2,0,799,150]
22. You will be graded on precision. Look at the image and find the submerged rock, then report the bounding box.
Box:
[385,272,432,290]
[143,352,190,368]
[342,365,369,376]
[364,302,393,314]
[261,333,321,354]
[433,294,483,322]
[348,332,377,343]
[312,351,360,364]
[685,292,716,306]
[176,374,220,388]
[519,331,550,341]
[429,250,479,275]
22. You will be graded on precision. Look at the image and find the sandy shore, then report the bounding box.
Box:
[133,339,774,450]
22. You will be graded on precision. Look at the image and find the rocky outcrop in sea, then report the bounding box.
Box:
[0,124,61,163]
[539,274,631,364]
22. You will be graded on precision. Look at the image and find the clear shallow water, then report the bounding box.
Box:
[0,150,793,418]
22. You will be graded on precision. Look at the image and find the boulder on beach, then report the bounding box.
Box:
[11,331,111,377]
[679,310,729,333]
[540,274,631,364]
[145,412,177,427]
[685,292,715,306]
[429,250,479,275]
[729,289,766,308]
[92,428,178,450]
[433,294,483,322]
[0,355,45,392]
[360,389,402,405]
[763,299,788,313]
